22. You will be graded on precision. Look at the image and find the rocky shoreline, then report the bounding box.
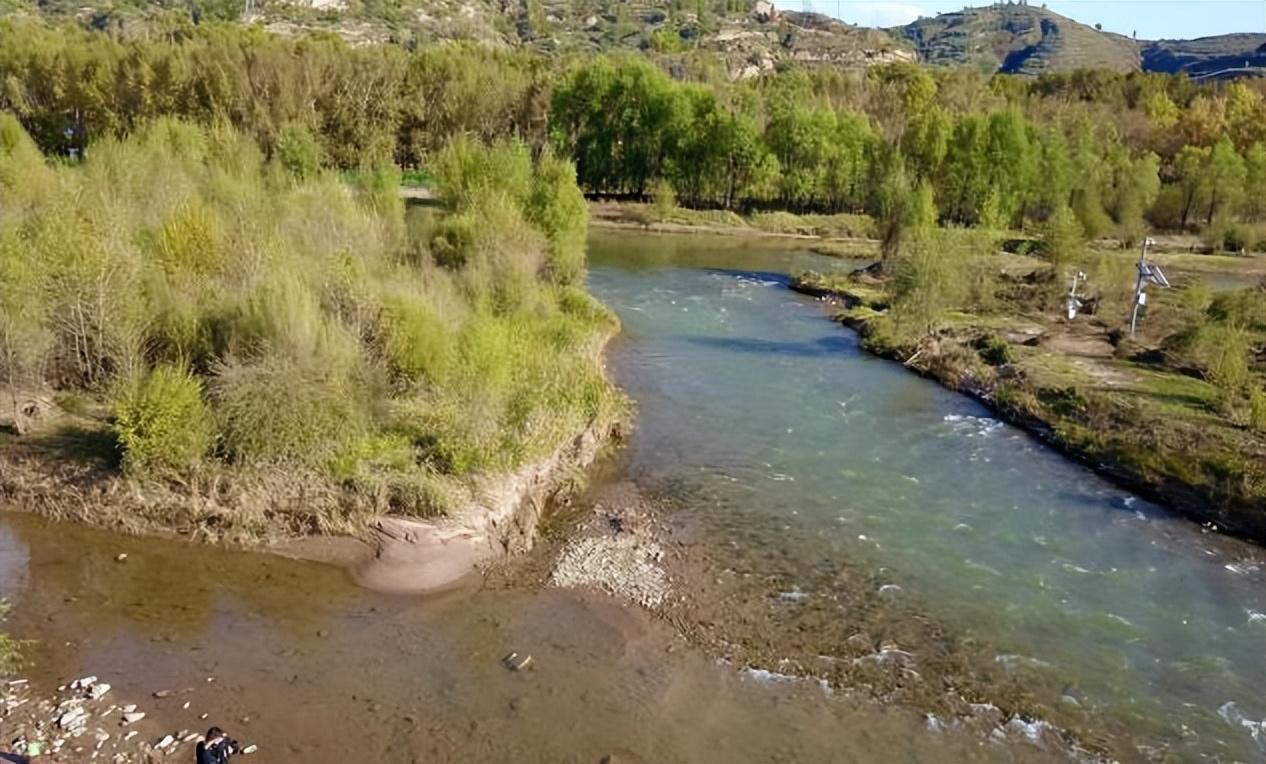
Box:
[533,474,1111,760]
[3,674,257,762]
[790,274,1266,545]
[548,481,670,609]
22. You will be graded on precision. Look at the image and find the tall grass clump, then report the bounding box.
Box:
[211,356,375,466]
[0,118,615,520]
[378,293,455,387]
[1164,285,1266,424]
[112,364,214,474]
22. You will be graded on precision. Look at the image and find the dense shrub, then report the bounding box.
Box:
[211,357,373,466]
[749,211,805,234]
[393,309,615,475]
[275,124,324,181]
[1250,388,1266,432]
[379,294,455,386]
[432,137,532,210]
[649,178,676,223]
[112,364,213,474]
[974,333,1016,366]
[1208,287,1266,330]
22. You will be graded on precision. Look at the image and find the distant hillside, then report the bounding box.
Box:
[1141,34,1266,80]
[896,3,1266,80]
[897,3,1139,74]
[3,0,1263,81]
[2,0,915,76]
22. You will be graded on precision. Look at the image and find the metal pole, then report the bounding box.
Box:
[1129,238,1150,337]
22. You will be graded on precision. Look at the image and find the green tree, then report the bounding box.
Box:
[1241,143,1266,221]
[764,101,837,209]
[1201,136,1246,226]
[823,110,876,212]
[891,182,957,336]
[1066,121,1112,237]
[1104,149,1160,246]
[1041,203,1084,292]
[983,109,1036,225]
[1224,83,1266,150]
[938,114,988,225]
[550,56,683,196]
[1144,90,1179,129]
[1031,127,1074,222]
[874,152,914,265]
[1173,144,1213,231]
[901,105,950,182]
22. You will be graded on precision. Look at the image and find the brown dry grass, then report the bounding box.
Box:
[0,416,376,547]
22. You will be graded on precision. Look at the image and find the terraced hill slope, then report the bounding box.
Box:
[898,3,1139,74]
[896,3,1265,80]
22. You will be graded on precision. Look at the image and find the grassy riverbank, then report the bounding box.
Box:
[0,117,622,546]
[793,258,1266,542]
[588,200,881,253]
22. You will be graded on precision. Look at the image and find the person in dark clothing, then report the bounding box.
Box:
[195,727,237,764]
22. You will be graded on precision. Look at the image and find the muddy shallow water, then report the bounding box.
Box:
[1,229,1263,762]
[0,512,1026,763]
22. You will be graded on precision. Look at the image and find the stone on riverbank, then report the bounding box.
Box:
[550,482,669,609]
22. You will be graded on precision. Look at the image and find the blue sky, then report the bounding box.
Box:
[775,1,1266,40]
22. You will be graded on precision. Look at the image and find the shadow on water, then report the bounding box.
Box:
[680,333,856,358]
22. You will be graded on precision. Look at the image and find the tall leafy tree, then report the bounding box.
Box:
[1240,143,1266,222]
[1202,136,1247,226]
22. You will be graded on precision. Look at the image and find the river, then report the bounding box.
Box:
[1,229,1263,762]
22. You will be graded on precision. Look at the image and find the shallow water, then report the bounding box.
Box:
[0,229,1261,762]
[0,511,1020,763]
[587,229,1266,761]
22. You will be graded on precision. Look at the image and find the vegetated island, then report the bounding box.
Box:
[0,115,624,592]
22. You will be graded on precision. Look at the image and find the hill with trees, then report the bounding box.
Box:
[897,3,1142,75]
[2,0,1262,80]
[897,4,1266,80]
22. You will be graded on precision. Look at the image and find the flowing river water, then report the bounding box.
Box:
[1,229,1264,762]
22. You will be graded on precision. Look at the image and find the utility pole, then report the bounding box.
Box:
[1129,237,1169,337]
